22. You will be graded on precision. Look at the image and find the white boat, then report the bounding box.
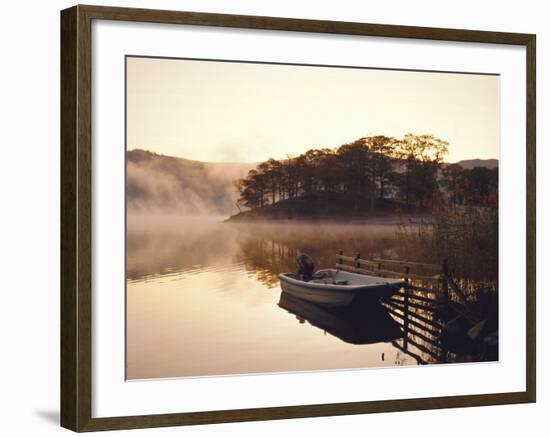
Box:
[279,268,406,307]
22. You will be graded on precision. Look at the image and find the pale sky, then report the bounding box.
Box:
[126,56,499,163]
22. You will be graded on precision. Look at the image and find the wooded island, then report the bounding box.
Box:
[230,134,498,221]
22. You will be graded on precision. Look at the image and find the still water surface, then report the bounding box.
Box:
[127,217,445,379]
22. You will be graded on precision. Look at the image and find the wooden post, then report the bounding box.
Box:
[441,258,449,310]
[337,249,343,267]
[355,253,361,269]
[403,287,410,350]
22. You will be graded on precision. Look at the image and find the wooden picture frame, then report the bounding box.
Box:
[61,4,536,432]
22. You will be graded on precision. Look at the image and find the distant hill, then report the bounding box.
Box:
[127,149,252,215]
[453,159,498,170]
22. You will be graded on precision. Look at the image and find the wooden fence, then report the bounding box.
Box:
[383,287,445,364]
[336,249,447,285]
[335,250,481,364]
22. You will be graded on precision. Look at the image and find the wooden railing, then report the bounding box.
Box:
[335,250,445,284]
[383,287,446,365]
[334,250,482,364]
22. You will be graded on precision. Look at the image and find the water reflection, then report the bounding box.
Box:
[128,217,402,284]
[278,292,403,345]
[126,217,497,379]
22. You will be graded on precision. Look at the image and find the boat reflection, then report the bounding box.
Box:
[277,291,403,345]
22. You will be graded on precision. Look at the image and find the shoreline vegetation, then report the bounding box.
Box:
[228,133,498,223]
[225,191,430,222]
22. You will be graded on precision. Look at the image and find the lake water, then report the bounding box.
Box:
[126,216,482,380]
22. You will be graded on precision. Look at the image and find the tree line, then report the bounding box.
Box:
[236,134,497,211]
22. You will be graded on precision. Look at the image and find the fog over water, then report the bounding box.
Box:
[126,215,494,379]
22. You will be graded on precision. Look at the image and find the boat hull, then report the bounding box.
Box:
[280,277,357,306]
[279,269,405,307]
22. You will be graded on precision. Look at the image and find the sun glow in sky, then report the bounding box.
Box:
[127,56,499,163]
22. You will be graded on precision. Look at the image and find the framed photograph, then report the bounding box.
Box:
[60,5,536,432]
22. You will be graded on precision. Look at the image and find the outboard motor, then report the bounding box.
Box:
[296,254,315,281]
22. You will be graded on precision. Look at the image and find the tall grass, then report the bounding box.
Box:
[396,205,498,283]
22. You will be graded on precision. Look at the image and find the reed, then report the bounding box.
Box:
[396,205,498,283]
